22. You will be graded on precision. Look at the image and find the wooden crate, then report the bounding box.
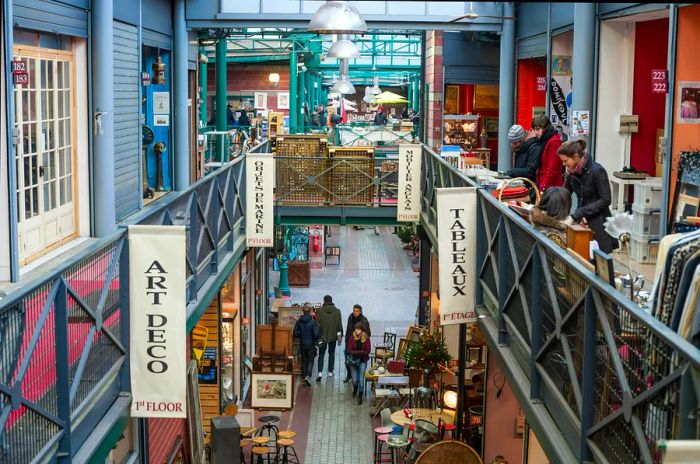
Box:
[287,260,311,287]
[328,147,375,205]
[274,135,330,204]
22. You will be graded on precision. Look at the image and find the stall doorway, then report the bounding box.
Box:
[13,45,77,263]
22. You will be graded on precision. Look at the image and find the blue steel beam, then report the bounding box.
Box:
[173,0,189,190]
[497,2,515,171]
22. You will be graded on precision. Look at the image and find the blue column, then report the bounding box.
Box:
[297,71,305,132]
[173,0,188,189]
[497,2,515,171]
[215,38,227,161]
[289,51,298,133]
[92,0,116,236]
[571,3,596,139]
[199,53,207,128]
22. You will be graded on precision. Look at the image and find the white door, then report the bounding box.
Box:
[13,47,76,263]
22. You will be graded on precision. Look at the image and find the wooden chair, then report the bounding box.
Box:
[324,246,342,265]
[374,332,397,366]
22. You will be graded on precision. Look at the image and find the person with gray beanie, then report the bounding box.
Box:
[503,124,541,185]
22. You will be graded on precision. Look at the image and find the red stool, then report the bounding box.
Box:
[373,427,394,463]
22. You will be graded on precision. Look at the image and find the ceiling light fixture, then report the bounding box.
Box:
[327,35,360,59]
[308,1,368,34]
[331,76,355,95]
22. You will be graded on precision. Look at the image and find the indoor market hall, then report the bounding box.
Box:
[1,1,699,464]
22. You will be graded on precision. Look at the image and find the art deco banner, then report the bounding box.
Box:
[437,187,477,326]
[397,144,422,222]
[129,225,187,418]
[246,154,274,247]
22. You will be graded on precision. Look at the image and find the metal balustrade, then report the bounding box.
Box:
[335,123,417,147]
[420,145,700,463]
[0,141,268,463]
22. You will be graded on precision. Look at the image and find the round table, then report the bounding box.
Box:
[390,408,454,427]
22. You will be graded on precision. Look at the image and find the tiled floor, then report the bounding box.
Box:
[278,226,419,463]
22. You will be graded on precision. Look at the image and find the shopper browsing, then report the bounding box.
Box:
[293,305,321,386]
[346,322,371,404]
[532,115,563,190]
[504,124,541,185]
[343,304,371,384]
[559,139,618,253]
[316,295,344,381]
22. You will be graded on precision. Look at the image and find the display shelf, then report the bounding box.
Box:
[443,114,480,148]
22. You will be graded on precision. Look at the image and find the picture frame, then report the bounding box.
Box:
[154,114,170,126]
[473,84,499,110]
[593,249,615,286]
[251,372,294,409]
[675,192,700,221]
[235,408,255,427]
[397,338,408,360]
[445,84,460,114]
[254,91,268,110]
[677,81,700,123]
[152,91,170,114]
[278,306,304,329]
[484,117,499,139]
[552,55,572,76]
[405,325,422,343]
[277,92,289,110]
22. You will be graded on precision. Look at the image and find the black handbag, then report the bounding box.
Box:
[346,354,361,367]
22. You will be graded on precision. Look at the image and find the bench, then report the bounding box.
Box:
[324,246,341,265]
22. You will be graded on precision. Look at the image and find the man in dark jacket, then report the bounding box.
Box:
[505,124,541,184]
[316,295,343,381]
[374,106,388,126]
[343,304,371,383]
[293,305,321,386]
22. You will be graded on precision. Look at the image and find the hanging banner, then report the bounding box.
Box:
[246,153,274,247]
[397,144,422,222]
[437,187,477,326]
[129,225,187,418]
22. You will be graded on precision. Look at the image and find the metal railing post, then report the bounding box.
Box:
[580,289,597,462]
[497,216,508,346]
[119,236,131,391]
[210,179,220,274]
[55,279,72,461]
[475,195,485,307]
[530,245,543,401]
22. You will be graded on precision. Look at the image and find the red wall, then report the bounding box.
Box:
[206,63,291,114]
[630,18,669,174]
[516,58,547,129]
[456,83,499,159]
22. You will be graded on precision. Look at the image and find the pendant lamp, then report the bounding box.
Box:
[371,75,381,95]
[327,35,360,59]
[331,76,355,95]
[308,1,368,34]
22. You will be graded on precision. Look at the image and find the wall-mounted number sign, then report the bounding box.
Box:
[11,59,29,86]
[652,69,668,94]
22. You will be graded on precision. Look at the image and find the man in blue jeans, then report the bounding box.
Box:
[316,295,343,381]
[293,305,321,386]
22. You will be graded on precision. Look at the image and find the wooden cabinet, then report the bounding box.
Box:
[287,260,311,287]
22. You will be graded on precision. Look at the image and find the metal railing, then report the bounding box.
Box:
[420,146,700,463]
[335,123,417,147]
[0,142,268,463]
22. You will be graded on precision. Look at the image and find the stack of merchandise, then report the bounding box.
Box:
[630,178,662,264]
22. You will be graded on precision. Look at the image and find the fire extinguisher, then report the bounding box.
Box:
[312,230,320,253]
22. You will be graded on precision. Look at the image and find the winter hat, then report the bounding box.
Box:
[323,295,333,303]
[508,125,527,143]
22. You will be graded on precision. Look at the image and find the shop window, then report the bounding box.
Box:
[13,29,71,51]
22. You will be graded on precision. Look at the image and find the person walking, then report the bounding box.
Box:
[346,322,371,404]
[559,139,619,253]
[343,304,371,383]
[316,295,343,381]
[293,305,321,386]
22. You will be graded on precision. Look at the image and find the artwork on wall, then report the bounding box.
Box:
[678,81,700,123]
[445,84,460,114]
[484,117,499,139]
[251,373,294,409]
[254,92,268,109]
[552,55,572,76]
[473,84,499,110]
[277,92,290,110]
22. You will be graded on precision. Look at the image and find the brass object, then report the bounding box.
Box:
[152,55,166,84]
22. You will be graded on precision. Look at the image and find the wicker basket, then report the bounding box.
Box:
[274,135,331,204]
[328,147,375,205]
[496,177,541,205]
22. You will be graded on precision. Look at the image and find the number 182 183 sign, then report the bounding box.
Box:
[652,69,668,94]
[11,60,29,86]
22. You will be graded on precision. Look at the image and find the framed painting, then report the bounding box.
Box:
[474,84,499,110]
[552,55,572,76]
[445,84,460,114]
[277,92,290,110]
[254,91,268,110]
[251,373,294,409]
[235,408,255,427]
[405,326,422,343]
[397,338,408,360]
[484,117,499,139]
[278,306,304,329]
[593,249,615,286]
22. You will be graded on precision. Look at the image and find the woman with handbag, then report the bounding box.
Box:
[346,322,371,404]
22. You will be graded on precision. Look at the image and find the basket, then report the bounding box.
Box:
[496,177,541,205]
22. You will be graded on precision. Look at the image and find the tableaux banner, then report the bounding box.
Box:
[437,188,477,326]
[129,225,187,418]
[397,144,422,222]
[246,154,274,247]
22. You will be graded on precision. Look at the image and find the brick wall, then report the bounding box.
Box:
[425,31,445,150]
[206,63,291,114]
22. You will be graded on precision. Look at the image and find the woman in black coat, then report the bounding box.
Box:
[559,140,619,253]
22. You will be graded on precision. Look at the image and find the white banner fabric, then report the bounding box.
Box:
[397,144,422,222]
[246,153,274,247]
[437,187,478,326]
[129,225,187,418]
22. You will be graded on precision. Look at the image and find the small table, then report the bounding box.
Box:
[386,436,410,464]
[376,376,409,388]
[390,408,455,427]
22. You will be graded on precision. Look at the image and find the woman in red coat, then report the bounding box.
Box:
[533,115,563,190]
[346,322,371,404]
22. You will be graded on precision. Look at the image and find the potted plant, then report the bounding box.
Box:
[403,330,452,383]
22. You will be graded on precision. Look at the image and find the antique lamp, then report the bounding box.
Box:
[308,1,367,34]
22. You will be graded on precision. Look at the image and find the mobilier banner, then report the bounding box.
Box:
[437,187,477,326]
[128,225,187,418]
[397,144,422,222]
[246,153,274,247]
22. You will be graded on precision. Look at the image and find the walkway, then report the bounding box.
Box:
[284,226,418,463]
